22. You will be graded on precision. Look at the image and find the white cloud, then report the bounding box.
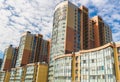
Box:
[112,14,120,21]
[91,0,108,7]
[77,0,90,5]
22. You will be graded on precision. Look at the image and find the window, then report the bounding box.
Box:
[92,59,95,63]
[90,75,96,79]
[97,66,104,70]
[82,75,88,80]
[83,60,86,63]
[102,75,105,79]
[76,63,78,67]
[118,56,120,61]
[106,56,111,60]
[63,26,65,28]
[62,38,64,40]
[108,74,113,78]
[118,47,120,53]
[76,57,78,60]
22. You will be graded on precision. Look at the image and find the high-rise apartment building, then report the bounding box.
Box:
[80,8,112,50]
[15,31,50,67]
[2,45,18,71]
[88,19,95,49]
[90,16,112,48]
[29,34,43,63]
[49,1,82,81]
[11,47,18,68]
[39,39,50,63]
[80,6,89,50]
[15,31,35,67]
[29,34,50,63]
[48,1,113,82]
[87,16,112,49]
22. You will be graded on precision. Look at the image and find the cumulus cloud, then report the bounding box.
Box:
[0,0,64,58]
[0,0,120,58]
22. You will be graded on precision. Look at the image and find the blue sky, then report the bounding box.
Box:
[0,0,120,58]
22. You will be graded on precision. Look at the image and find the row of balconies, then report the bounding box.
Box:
[0,63,48,82]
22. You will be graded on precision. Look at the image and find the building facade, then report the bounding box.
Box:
[90,16,112,48]
[52,43,120,82]
[29,34,43,63]
[15,31,50,67]
[9,63,48,82]
[80,6,89,50]
[0,63,48,82]
[75,43,116,82]
[15,31,35,67]
[49,1,82,81]
[0,71,10,82]
[48,1,113,82]
[38,39,50,63]
[2,45,18,71]
[11,47,18,68]
[0,71,6,82]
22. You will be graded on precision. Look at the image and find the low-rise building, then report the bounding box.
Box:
[0,71,6,82]
[0,71,10,82]
[53,42,120,82]
[9,63,48,82]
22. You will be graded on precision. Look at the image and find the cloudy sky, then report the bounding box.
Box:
[0,0,120,58]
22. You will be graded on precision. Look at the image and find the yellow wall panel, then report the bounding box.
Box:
[36,64,48,82]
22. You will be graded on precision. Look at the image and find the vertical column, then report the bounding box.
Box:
[114,45,120,82]
[72,53,75,82]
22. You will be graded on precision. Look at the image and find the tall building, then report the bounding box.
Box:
[29,34,43,63]
[15,31,50,67]
[29,34,50,63]
[49,1,82,81]
[39,39,50,63]
[15,31,35,67]
[80,6,89,50]
[11,47,18,68]
[2,45,18,71]
[90,16,112,48]
[88,19,95,49]
[48,1,113,82]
